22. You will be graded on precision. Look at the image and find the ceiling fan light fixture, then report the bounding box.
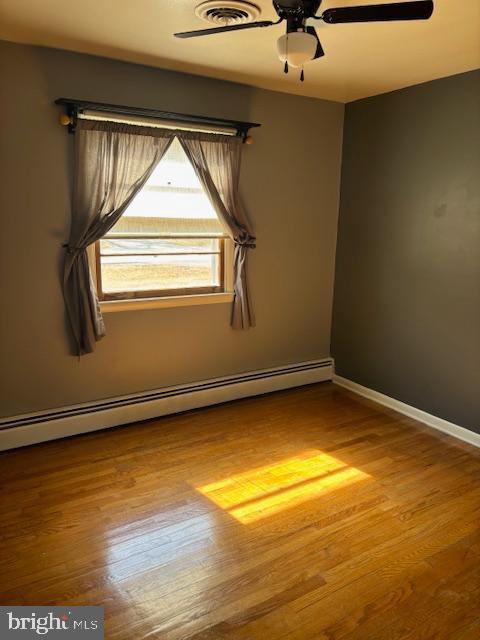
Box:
[277,31,318,68]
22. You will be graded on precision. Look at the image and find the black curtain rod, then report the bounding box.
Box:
[55,98,261,138]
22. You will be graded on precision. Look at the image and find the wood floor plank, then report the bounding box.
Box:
[0,382,479,639]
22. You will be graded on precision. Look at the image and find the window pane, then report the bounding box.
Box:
[100,254,221,294]
[100,237,220,255]
[98,138,227,297]
[123,189,219,221]
[109,138,224,236]
[110,215,224,236]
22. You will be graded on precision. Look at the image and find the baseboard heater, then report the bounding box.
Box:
[0,358,333,451]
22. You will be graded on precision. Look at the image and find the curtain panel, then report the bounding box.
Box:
[63,120,174,355]
[63,119,255,355]
[179,133,256,329]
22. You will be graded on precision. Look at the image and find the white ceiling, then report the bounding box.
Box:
[0,0,479,102]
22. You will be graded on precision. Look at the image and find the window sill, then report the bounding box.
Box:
[100,291,234,313]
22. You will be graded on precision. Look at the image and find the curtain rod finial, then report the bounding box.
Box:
[59,113,73,126]
[244,135,254,145]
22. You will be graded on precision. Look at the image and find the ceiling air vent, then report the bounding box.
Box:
[195,1,261,26]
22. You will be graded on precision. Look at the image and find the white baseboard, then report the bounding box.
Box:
[333,375,480,449]
[0,359,333,451]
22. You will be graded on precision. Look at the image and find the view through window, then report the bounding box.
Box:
[96,137,227,300]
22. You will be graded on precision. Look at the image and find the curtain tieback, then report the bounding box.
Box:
[62,243,85,255]
[234,235,256,249]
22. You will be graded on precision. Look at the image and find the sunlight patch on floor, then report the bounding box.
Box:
[196,450,370,523]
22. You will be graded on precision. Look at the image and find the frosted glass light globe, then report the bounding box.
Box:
[277,31,317,68]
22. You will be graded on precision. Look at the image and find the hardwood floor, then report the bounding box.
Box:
[1,382,479,639]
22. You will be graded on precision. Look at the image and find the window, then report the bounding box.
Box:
[94,137,232,305]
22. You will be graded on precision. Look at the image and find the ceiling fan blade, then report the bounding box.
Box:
[321,1,434,24]
[175,20,276,39]
[305,26,325,59]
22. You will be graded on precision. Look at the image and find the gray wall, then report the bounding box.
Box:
[332,70,480,432]
[0,40,344,417]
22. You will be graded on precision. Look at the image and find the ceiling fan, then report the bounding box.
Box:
[174,1,434,81]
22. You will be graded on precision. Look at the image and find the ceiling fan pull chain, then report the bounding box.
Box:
[284,32,289,74]
[300,67,304,82]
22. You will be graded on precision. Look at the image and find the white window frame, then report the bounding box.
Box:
[89,239,234,313]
